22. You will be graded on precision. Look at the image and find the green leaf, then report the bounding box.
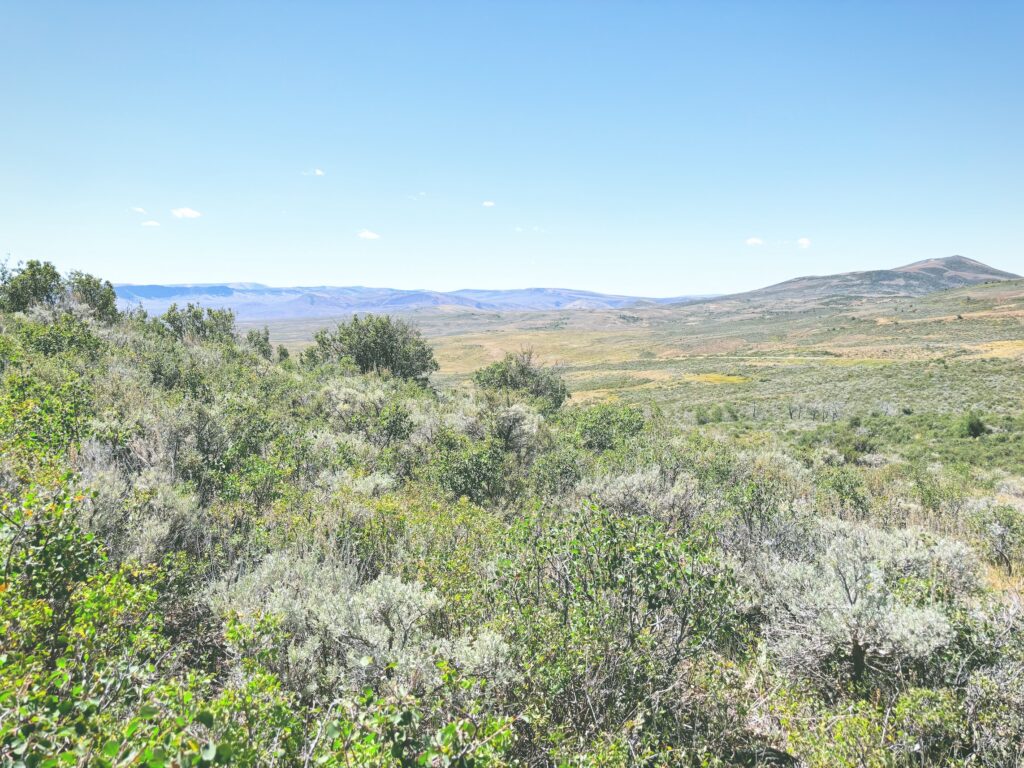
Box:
[215,743,234,763]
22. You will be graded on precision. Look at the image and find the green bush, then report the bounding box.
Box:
[473,349,569,413]
[0,259,64,312]
[302,313,438,382]
[563,401,645,451]
[157,303,237,344]
[959,411,988,438]
[426,429,506,502]
[67,270,119,322]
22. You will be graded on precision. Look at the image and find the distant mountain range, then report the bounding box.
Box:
[115,256,1019,321]
[114,284,707,320]
[731,256,1019,302]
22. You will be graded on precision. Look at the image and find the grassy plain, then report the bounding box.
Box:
[260,281,1024,446]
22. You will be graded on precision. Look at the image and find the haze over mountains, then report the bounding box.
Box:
[115,284,706,320]
[116,256,1018,321]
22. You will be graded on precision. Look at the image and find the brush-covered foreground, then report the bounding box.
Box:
[3,261,1024,767]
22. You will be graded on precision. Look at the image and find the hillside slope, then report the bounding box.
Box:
[729,256,1018,301]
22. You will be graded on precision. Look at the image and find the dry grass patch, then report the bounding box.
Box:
[968,339,1024,359]
[682,373,749,384]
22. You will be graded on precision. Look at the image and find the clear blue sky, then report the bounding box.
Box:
[2,2,1021,296]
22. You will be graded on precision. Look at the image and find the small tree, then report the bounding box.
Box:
[972,504,1024,576]
[0,259,64,312]
[303,314,438,382]
[245,326,273,360]
[473,349,569,413]
[960,412,988,438]
[67,270,119,322]
[158,303,236,344]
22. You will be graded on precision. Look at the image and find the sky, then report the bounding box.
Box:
[1,1,1022,296]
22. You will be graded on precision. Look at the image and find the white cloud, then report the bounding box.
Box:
[357,229,380,240]
[130,206,147,214]
[303,168,326,176]
[482,200,496,207]
[171,207,202,219]
[745,237,764,247]
[141,220,160,227]
[797,237,811,249]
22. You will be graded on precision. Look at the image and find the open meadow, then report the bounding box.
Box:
[261,278,1024,473]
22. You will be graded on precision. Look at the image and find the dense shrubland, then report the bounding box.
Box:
[2,262,1024,767]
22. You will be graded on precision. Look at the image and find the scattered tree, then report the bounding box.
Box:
[245,326,273,360]
[960,411,988,438]
[68,270,119,322]
[473,349,569,413]
[0,259,64,312]
[302,313,438,382]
